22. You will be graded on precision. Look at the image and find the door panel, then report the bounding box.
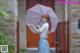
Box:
[26,0,55,48]
[56,22,69,53]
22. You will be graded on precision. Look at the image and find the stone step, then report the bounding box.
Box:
[20,50,55,53]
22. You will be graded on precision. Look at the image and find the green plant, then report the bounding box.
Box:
[0,0,14,53]
[0,32,7,44]
[0,32,14,53]
[0,0,12,20]
[20,48,28,53]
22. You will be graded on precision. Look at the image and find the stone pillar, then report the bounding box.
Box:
[68,0,80,53]
[18,0,27,49]
[2,0,18,53]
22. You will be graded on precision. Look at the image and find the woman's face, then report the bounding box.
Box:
[42,15,48,22]
[42,18,47,22]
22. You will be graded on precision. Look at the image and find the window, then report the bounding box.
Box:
[78,19,80,29]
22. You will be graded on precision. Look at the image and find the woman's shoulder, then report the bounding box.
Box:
[43,23,49,27]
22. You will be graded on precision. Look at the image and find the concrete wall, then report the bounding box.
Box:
[55,0,65,22]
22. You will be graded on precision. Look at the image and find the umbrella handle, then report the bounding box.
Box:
[36,25,40,29]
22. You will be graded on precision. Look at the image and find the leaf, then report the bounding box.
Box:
[0,10,11,20]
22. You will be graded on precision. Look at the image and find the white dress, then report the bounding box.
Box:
[38,23,50,53]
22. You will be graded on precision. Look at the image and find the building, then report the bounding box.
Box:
[3,0,80,53]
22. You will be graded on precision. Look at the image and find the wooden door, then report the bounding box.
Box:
[26,0,56,48]
[56,21,69,53]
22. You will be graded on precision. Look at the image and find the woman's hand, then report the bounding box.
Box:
[36,25,40,29]
[27,24,33,27]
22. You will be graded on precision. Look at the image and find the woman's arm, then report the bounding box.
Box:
[27,24,45,33]
[32,25,40,33]
[28,24,39,33]
[33,25,46,33]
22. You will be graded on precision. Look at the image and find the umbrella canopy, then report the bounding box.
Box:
[26,4,58,33]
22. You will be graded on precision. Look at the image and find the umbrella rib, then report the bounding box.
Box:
[46,8,51,15]
[39,4,43,15]
[27,10,42,16]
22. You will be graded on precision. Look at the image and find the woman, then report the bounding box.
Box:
[28,15,51,53]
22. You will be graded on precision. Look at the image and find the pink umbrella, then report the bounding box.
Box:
[26,4,58,33]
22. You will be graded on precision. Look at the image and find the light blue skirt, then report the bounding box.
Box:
[38,38,50,53]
